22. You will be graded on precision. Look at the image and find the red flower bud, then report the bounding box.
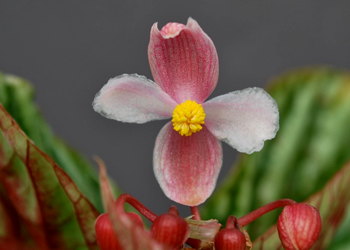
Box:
[214,227,247,250]
[125,211,144,228]
[95,213,121,250]
[277,203,322,250]
[151,211,189,248]
[214,216,247,250]
[95,212,144,250]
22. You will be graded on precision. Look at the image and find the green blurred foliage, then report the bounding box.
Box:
[202,68,350,249]
[0,73,105,212]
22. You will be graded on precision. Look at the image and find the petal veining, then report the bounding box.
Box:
[148,18,219,103]
[153,123,222,206]
[203,87,279,154]
[93,74,177,123]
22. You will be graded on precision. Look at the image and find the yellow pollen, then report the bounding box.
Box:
[171,100,206,136]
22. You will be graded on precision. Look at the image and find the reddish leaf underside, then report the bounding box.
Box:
[0,104,99,249]
[253,162,350,249]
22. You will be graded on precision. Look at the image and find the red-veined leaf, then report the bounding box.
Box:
[0,104,99,249]
[0,72,105,212]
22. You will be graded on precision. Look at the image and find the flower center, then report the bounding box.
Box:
[172,100,206,136]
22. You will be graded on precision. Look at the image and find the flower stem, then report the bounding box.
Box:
[190,206,201,220]
[116,194,157,222]
[168,205,180,216]
[187,206,202,248]
[226,216,238,229]
[238,199,296,226]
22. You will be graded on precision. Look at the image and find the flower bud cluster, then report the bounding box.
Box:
[95,194,322,250]
[95,203,189,249]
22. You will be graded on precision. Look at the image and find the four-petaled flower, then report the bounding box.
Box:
[93,18,279,206]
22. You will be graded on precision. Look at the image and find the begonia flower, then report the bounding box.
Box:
[93,17,279,206]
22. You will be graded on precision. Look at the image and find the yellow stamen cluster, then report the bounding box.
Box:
[172,100,206,136]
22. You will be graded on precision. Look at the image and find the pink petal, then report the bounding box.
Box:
[203,87,279,154]
[148,18,219,103]
[93,74,177,123]
[153,123,222,206]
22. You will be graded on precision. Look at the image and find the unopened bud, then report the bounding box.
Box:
[95,212,143,250]
[214,216,247,250]
[277,203,321,250]
[95,213,121,250]
[125,211,144,228]
[214,227,247,250]
[151,212,189,248]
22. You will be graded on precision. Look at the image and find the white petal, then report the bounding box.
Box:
[203,87,279,154]
[93,74,177,123]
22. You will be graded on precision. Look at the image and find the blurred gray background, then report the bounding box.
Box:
[1,0,350,215]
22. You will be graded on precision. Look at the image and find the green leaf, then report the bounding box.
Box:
[253,162,350,249]
[202,68,350,246]
[0,104,99,249]
[0,72,108,211]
